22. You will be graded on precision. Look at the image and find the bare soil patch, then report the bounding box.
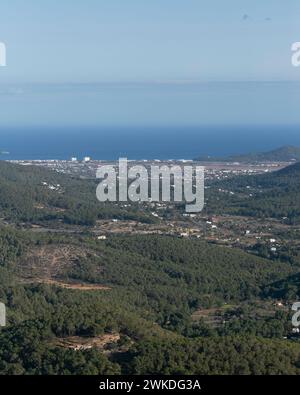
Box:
[18,244,110,291]
[53,333,120,351]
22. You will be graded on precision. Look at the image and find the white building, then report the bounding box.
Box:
[180,233,189,238]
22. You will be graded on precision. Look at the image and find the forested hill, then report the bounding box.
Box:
[217,160,300,188]
[195,145,300,163]
[0,161,300,374]
[208,161,300,222]
[0,161,155,225]
[276,160,300,177]
[0,229,298,374]
[264,272,300,301]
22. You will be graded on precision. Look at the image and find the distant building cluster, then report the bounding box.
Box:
[71,156,91,163]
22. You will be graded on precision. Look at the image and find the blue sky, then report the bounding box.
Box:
[0,0,299,83]
[0,1,299,129]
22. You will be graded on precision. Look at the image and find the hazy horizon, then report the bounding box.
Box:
[1,1,299,156]
[0,81,299,129]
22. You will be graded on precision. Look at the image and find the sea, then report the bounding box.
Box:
[0,82,300,160]
[1,125,300,161]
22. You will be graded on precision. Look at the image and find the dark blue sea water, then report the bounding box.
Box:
[0,82,299,160]
[1,125,300,160]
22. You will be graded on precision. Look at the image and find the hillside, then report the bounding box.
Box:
[195,145,300,163]
[0,161,155,225]
[0,160,300,375]
[207,161,300,222]
[9,232,294,321]
[0,227,298,374]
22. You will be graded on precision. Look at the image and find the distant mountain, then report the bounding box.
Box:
[195,145,300,163]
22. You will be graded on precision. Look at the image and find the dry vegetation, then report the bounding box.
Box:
[17,244,110,291]
[53,333,121,351]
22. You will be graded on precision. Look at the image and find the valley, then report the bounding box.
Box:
[1,154,300,375]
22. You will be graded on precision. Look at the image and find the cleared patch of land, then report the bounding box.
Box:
[192,300,289,328]
[18,244,110,291]
[52,333,120,351]
[18,244,100,277]
[23,278,111,291]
